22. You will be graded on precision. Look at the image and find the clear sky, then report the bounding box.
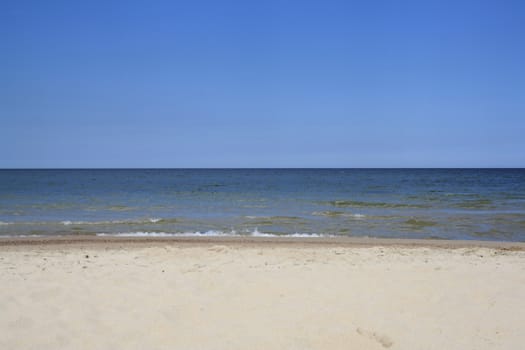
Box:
[1,0,524,168]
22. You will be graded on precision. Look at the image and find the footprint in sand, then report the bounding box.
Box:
[356,327,393,348]
[208,245,229,253]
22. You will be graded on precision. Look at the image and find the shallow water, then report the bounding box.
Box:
[0,169,524,241]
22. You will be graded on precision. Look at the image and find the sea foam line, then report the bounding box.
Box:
[96,229,327,238]
[60,218,164,225]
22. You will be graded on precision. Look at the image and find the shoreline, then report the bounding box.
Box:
[1,234,524,250]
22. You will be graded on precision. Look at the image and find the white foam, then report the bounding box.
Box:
[288,233,325,237]
[96,229,328,238]
[97,230,232,238]
[249,227,273,237]
[250,231,324,238]
[60,218,165,225]
[0,221,9,225]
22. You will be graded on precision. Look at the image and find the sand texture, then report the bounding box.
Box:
[1,238,525,349]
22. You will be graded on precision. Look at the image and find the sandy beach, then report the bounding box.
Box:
[1,237,524,350]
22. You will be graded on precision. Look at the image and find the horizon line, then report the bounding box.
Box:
[1,167,524,170]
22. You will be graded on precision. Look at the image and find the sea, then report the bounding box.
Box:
[0,169,524,241]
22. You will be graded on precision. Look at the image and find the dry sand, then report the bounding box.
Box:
[1,237,524,350]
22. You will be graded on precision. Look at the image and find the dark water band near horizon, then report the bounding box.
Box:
[0,169,524,241]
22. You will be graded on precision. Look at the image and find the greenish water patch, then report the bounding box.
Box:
[154,218,179,224]
[453,199,493,209]
[472,229,511,239]
[407,195,443,202]
[108,205,136,211]
[312,211,365,218]
[404,218,438,229]
[326,200,427,209]
[244,216,303,226]
[337,228,351,234]
[312,211,345,217]
[246,216,301,220]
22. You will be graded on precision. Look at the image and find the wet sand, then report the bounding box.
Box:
[1,236,524,349]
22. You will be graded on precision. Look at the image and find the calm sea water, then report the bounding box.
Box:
[0,169,524,241]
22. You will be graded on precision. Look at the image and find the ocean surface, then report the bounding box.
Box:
[0,169,524,241]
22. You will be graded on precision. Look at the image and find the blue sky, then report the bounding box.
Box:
[1,0,524,167]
